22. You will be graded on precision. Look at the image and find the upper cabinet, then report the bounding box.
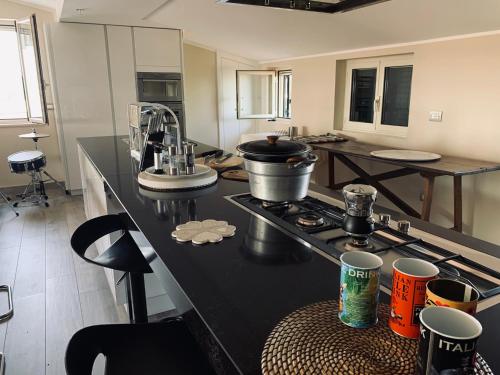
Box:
[106,25,137,135]
[133,27,181,73]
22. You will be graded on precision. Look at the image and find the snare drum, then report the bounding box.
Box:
[7,150,46,174]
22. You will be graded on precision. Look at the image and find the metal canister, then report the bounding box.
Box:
[183,143,196,175]
[168,145,178,176]
[338,251,383,328]
[389,258,439,338]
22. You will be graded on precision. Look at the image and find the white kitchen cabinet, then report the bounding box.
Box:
[45,22,183,193]
[45,23,115,193]
[78,146,175,316]
[78,145,115,300]
[133,27,181,72]
[106,25,137,136]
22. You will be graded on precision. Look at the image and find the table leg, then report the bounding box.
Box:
[335,154,420,218]
[328,152,335,188]
[453,176,463,232]
[421,174,435,221]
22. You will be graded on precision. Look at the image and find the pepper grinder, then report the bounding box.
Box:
[147,141,165,175]
[168,145,179,176]
[183,143,196,175]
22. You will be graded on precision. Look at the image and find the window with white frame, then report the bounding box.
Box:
[343,55,413,136]
[278,70,292,119]
[0,15,47,125]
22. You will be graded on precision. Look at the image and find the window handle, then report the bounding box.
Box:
[374,96,381,111]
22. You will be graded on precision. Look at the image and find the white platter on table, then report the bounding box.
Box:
[370,150,442,162]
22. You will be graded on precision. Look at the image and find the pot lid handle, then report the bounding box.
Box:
[267,135,279,145]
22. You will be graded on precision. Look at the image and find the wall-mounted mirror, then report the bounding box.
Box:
[236,70,276,119]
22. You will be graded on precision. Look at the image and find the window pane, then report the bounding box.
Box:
[0,27,27,119]
[278,71,292,118]
[17,19,42,120]
[349,68,376,123]
[381,65,413,127]
[237,71,275,118]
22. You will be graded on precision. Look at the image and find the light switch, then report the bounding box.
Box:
[429,111,443,122]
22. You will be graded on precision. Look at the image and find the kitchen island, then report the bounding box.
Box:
[78,136,500,374]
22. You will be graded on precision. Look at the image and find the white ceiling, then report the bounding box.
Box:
[22,0,500,62]
[7,0,60,11]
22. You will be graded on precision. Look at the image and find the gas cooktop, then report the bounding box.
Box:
[228,192,500,311]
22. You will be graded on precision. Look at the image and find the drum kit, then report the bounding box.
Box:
[2,129,64,214]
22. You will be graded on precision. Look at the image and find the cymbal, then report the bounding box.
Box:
[18,132,50,139]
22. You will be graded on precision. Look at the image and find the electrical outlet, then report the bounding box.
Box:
[429,111,443,122]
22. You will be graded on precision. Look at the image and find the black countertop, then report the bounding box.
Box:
[78,136,500,374]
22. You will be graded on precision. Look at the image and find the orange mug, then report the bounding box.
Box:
[389,258,439,339]
[425,278,479,315]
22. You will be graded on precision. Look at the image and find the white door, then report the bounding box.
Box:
[45,23,115,192]
[221,57,241,152]
[106,25,137,135]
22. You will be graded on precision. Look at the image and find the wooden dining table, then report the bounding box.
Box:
[312,140,500,232]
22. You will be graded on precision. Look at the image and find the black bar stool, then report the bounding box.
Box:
[70,214,151,323]
[65,318,216,375]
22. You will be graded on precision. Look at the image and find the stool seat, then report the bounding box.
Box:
[71,214,152,323]
[70,214,152,274]
[65,319,216,375]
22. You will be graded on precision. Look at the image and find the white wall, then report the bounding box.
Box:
[0,0,64,188]
[259,33,500,244]
[183,43,219,147]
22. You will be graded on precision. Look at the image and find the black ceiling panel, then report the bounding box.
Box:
[218,0,389,14]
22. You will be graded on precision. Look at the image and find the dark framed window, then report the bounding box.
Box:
[344,55,413,135]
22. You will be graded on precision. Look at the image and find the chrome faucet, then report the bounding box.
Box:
[156,103,183,154]
[138,103,184,172]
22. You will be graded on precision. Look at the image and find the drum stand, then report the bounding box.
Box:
[14,169,49,208]
[12,129,66,208]
[0,191,19,216]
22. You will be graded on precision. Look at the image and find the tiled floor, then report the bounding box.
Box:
[0,186,127,375]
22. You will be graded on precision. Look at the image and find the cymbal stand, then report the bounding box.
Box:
[0,191,19,216]
[41,170,65,192]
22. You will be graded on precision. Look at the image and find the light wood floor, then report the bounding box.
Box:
[0,186,127,375]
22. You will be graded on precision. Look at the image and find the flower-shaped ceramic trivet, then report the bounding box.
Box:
[171,219,236,245]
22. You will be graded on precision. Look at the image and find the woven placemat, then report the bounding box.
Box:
[261,300,493,375]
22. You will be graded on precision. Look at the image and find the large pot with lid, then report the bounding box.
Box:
[236,135,318,202]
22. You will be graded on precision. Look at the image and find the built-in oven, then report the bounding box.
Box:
[136,72,183,102]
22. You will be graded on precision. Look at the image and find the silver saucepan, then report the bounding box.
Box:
[236,135,318,202]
